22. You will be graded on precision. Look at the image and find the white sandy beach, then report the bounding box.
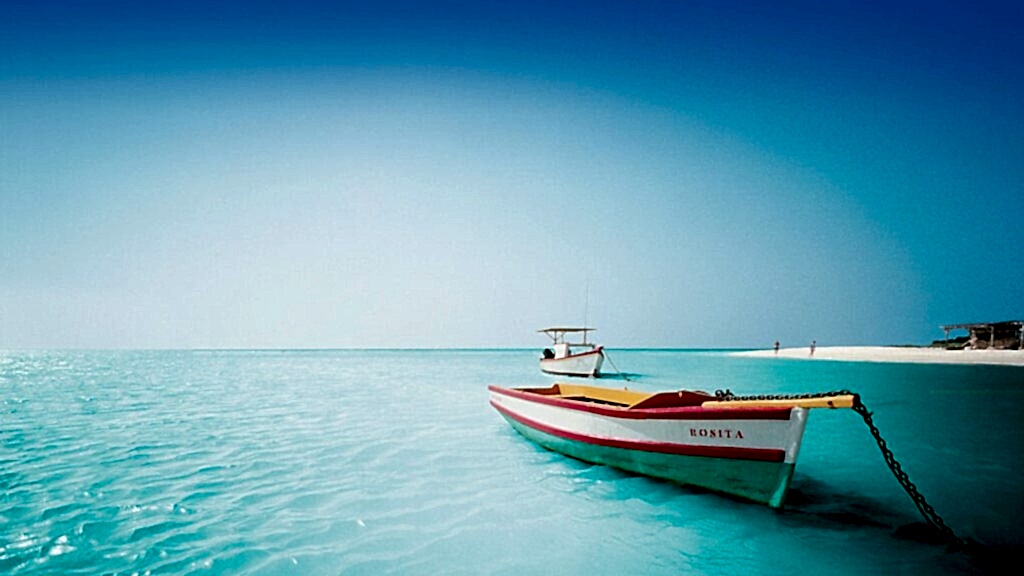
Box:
[731,346,1024,366]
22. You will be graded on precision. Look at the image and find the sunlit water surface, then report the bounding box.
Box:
[2,350,1022,574]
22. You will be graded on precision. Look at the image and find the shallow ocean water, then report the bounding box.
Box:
[1,349,1022,575]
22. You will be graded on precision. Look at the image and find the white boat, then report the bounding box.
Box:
[538,327,605,377]
[489,383,854,508]
[488,384,967,543]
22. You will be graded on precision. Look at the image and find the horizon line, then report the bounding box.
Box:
[0,346,760,353]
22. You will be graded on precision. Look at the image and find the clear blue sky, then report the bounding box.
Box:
[1,0,1021,349]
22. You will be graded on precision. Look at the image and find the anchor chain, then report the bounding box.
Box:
[602,350,630,382]
[714,389,966,549]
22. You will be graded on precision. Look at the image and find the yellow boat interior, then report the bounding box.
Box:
[521,383,715,409]
[517,383,856,410]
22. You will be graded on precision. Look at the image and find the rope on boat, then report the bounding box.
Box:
[602,350,630,382]
[715,388,967,550]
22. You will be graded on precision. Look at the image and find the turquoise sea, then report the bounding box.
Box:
[2,350,1022,575]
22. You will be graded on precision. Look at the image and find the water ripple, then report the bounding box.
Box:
[0,350,1017,575]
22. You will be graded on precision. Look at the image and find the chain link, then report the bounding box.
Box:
[715,389,966,550]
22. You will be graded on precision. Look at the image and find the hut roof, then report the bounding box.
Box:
[941,320,1023,330]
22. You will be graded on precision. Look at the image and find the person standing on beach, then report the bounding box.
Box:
[774,341,780,355]
[810,340,816,357]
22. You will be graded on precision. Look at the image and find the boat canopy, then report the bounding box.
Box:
[538,327,596,345]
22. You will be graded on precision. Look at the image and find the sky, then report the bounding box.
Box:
[1,0,1022,349]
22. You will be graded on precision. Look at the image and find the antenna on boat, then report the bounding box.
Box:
[583,278,590,345]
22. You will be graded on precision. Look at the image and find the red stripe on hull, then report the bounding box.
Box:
[488,386,793,421]
[492,400,785,463]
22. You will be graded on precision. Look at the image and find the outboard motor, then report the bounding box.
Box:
[542,348,555,360]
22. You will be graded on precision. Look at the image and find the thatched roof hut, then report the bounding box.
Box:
[940,320,1023,350]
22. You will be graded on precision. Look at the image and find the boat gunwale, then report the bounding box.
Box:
[488,385,794,421]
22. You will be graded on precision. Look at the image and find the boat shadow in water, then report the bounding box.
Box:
[595,372,644,382]
[785,477,1020,575]
[521,439,1015,574]
[782,476,919,532]
[526,442,1015,575]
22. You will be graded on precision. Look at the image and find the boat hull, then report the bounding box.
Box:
[490,386,808,508]
[539,348,605,377]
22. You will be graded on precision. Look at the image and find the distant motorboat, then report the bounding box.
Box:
[538,327,604,378]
